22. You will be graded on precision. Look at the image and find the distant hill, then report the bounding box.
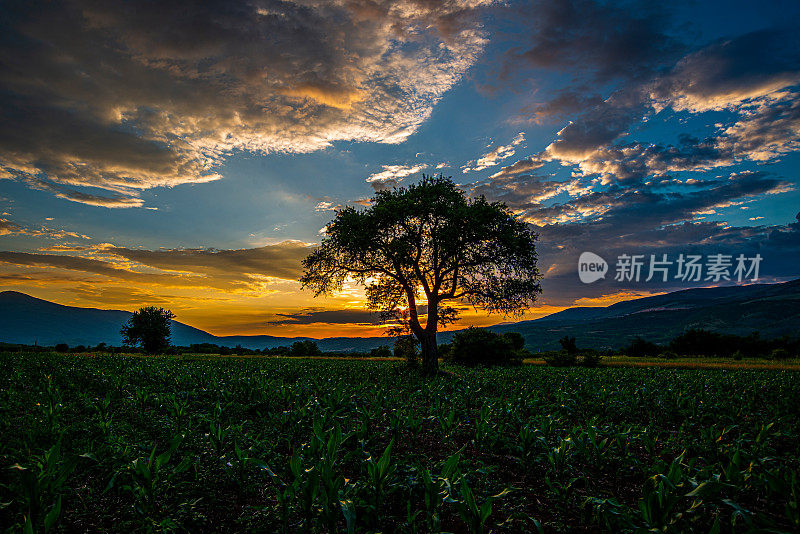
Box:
[491,279,800,350]
[1,279,798,352]
[0,291,219,347]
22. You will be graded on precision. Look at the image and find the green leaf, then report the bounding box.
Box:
[491,487,512,499]
[441,450,461,479]
[480,499,492,522]
[686,481,721,497]
[44,495,62,533]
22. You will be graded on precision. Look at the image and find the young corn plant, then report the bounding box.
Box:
[208,420,231,458]
[121,434,195,532]
[167,394,190,432]
[419,449,463,532]
[223,436,252,490]
[6,442,77,534]
[317,425,353,534]
[516,423,546,466]
[254,449,303,533]
[636,451,703,532]
[93,395,114,440]
[438,407,457,438]
[39,375,63,436]
[454,479,511,534]
[474,404,495,445]
[134,388,151,412]
[364,439,396,527]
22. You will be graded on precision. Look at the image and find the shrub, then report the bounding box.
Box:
[580,352,603,367]
[658,351,678,360]
[559,335,578,354]
[624,337,661,357]
[54,343,69,353]
[771,348,791,360]
[290,340,321,356]
[448,327,524,367]
[505,332,526,352]
[669,328,734,357]
[369,345,393,358]
[732,350,744,361]
[544,350,577,367]
[394,336,419,368]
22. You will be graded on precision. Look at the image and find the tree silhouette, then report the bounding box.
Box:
[120,306,176,354]
[301,175,541,375]
[559,335,578,354]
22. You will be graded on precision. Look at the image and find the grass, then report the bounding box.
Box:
[1,351,798,532]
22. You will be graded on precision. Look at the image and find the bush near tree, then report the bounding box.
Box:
[446,327,527,367]
[544,351,578,367]
[559,335,578,354]
[624,337,662,358]
[394,336,419,368]
[369,346,393,358]
[771,348,790,360]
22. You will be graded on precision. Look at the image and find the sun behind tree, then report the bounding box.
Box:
[301,174,542,375]
[120,306,176,354]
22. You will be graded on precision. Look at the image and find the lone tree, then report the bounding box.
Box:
[301,175,541,375]
[120,306,176,354]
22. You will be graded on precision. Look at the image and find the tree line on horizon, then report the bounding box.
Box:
[2,326,797,364]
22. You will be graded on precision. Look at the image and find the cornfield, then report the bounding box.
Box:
[1,352,798,532]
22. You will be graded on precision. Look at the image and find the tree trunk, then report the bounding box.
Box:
[419,329,438,376]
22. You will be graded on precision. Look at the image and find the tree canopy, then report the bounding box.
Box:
[301,175,542,375]
[120,306,176,354]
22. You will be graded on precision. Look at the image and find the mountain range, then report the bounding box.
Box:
[1,279,798,352]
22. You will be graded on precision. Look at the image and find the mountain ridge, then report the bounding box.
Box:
[1,279,799,351]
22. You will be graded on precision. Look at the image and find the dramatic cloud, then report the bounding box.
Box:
[572,92,800,183]
[366,164,428,191]
[443,5,800,309]
[488,156,545,179]
[0,0,495,206]
[509,0,683,83]
[0,218,23,236]
[19,177,146,208]
[517,172,789,228]
[0,216,91,239]
[469,173,584,219]
[509,21,800,174]
[542,88,649,163]
[0,241,314,291]
[268,308,382,326]
[519,88,605,122]
[462,133,524,173]
[67,285,173,306]
[103,242,314,281]
[520,173,798,303]
[650,28,800,113]
[1,0,799,335]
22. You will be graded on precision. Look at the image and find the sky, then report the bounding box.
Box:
[1,0,799,338]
